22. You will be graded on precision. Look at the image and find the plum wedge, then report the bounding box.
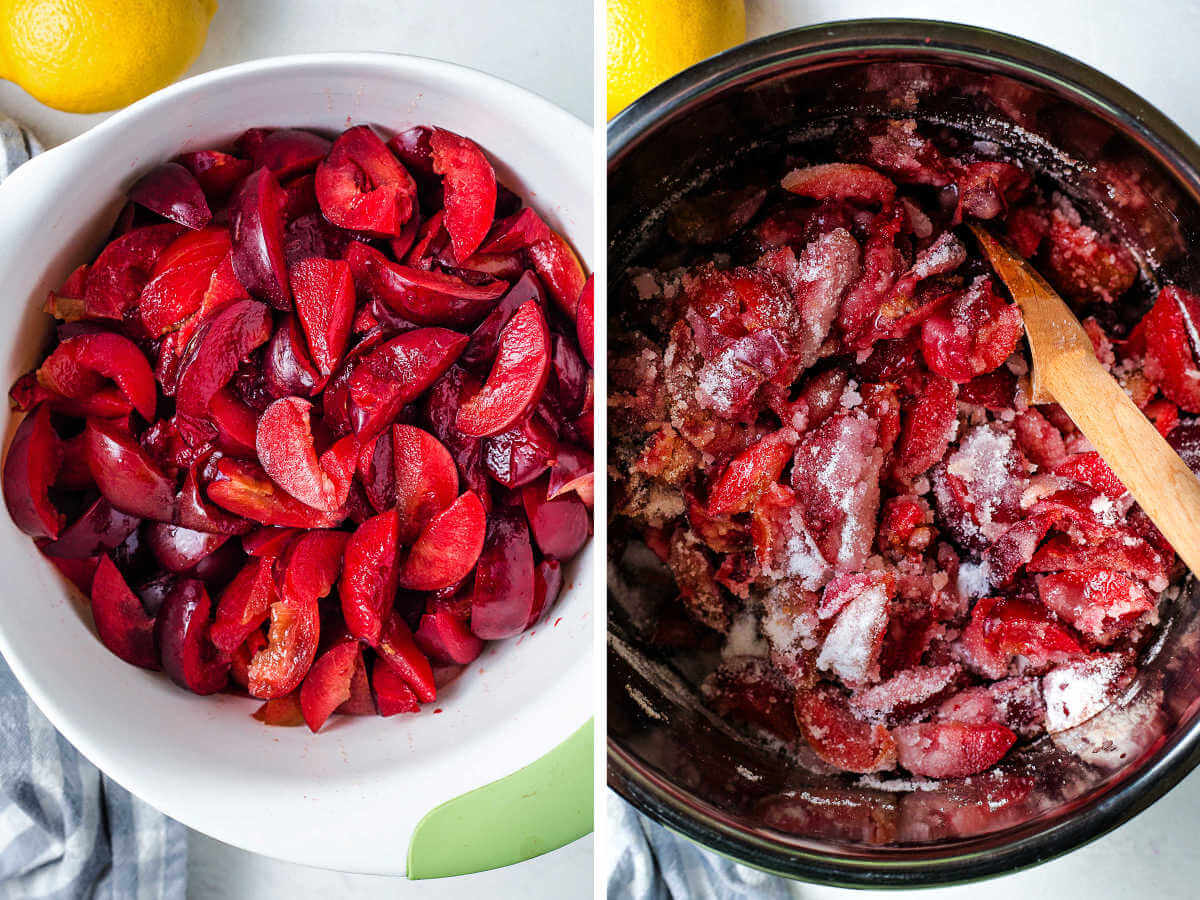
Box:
[430,129,496,262]
[316,125,417,237]
[457,300,550,437]
[230,168,291,308]
[91,556,159,669]
[3,404,62,539]
[396,491,487,591]
[3,120,591,731]
[340,508,400,645]
[348,327,468,438]
[129,162,213,230]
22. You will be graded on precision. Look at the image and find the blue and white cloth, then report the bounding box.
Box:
[607,793,796,899]
[0,117,40,181]
[0,115,187,900]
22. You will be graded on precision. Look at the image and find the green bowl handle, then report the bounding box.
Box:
[406,719,593,878]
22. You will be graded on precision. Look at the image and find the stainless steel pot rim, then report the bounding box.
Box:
[607,18,1200,886]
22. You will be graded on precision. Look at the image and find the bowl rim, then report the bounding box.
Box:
[606,17,1200,886]
[0,50,593,875]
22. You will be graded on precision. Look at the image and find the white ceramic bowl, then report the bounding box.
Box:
[0,53,593,876]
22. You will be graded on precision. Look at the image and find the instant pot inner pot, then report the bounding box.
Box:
[609,53,1200,856]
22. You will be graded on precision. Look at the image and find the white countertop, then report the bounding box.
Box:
[748,1,1200,897]
[0,0,593,896]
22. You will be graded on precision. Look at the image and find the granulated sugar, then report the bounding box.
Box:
[1042,655,1127,733]
[816,583,889,684]
[723,610,768,659]
[957,559,993,599]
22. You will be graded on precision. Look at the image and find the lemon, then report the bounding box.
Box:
[0,0,217,114]
[607,0,745,120]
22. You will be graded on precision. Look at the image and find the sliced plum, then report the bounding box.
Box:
[230,167,291,308]
[138,229,230,336]
[547,443,594,506]
[545,330,589,420]
[470,506,535,640]
[430,128,496,261]
[460,270,545,373]
[456,300,550,437]
[129,162,213,230]
[177,150,253,201]
[920,278,1023,383]
[392,424,459,543]
[252,693,305,726]
[415,605,484,665]
[84,419,176,522]
[340,507,400,646]
[156,578,228,694]
[892,721,1017,777]
[242,526,299,559]
[247,530,346,698]
[291,257,355,376]
[3,405,63,539]
[38,332,156,420]
[159,258,250,393]
[526,228,586,318]
[315,125,417,237]
[83,224,183,320]
[404,209,449,269]
[347,327,468,438]
[376,613,436,703]
[783,163,897,205]
[146,522,230,574]
[300,640,361,732]
[210,557,276,653]
[483,416,558,489]
[795,685,897,773]
[176,299,272,417]
[206,457,344,528]
[396,491,486,591]
[241,128,330,180]
[229,629,268,690]
[178,458,253,536]
[263,313,321,399]
[256,397,350,512]
[387,126,436,179]
[424,366,490,503]
[522,485,589,561]
[372,658,421,716]
[706,430,796,516]
[91,555,158,669]
[528,557,564,627]
[480,207,552,254]
[1141,286,1200,412]
[345,241,506,327]
[41,498,139,559]
[204,388,259,458]
[389,206,423,260]
[338,650,376,715]
[357,430,396,511]
[576,275,594,368]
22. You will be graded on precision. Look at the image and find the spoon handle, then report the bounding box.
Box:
[1044,346,1200,576]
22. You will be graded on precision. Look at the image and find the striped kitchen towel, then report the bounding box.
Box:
[0,115,187,900]
[607,792,796,899]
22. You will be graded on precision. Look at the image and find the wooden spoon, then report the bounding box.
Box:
[971,223,1200,575]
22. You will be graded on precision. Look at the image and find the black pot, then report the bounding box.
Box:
[608,18,1200,887]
